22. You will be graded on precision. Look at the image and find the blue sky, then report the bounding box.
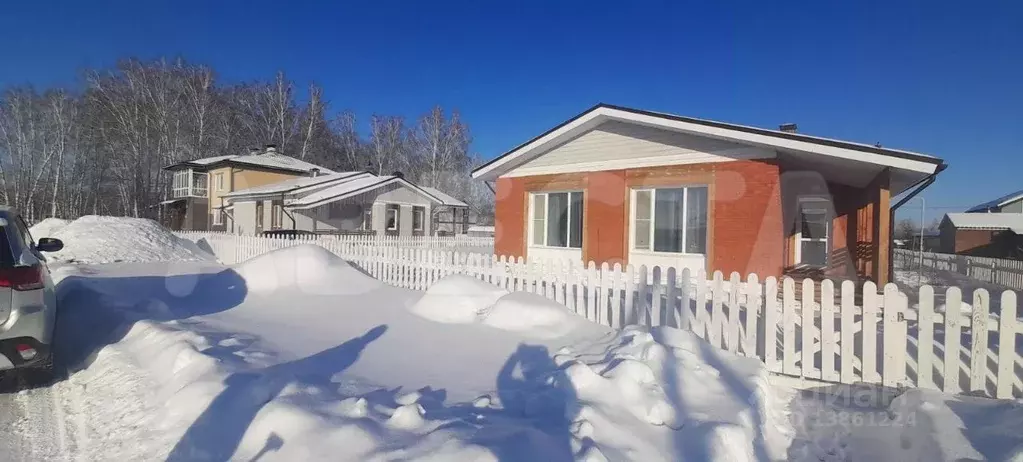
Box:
[1,1,1020,223]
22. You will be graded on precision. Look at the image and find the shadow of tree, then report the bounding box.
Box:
[166,325,388,462]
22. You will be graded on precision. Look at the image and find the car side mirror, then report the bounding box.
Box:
[36,238,64,253]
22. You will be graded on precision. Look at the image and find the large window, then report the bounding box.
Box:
[632,186,708,254]
[172,169,208,198]
[386,204,400,231]
[530,192,584,248]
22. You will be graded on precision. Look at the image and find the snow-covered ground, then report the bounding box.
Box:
[1,215,1020,461]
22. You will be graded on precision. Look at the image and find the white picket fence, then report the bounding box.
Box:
[180,232,1023,399]
[897,248,1023,291]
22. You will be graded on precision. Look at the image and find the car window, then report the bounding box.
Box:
[16,216,35,246]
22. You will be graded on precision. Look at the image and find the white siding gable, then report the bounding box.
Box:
[504,121,774,177]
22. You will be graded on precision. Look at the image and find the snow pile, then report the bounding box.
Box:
[410,274,508,323]
[46,215,214,264]
[234,244,382,295]
[887,388,1023,461]
[29,217,69,238]
[411,275,598,338]
[483,292,581,338]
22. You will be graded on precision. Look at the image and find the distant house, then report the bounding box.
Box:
[940,213,1023,259]
[224,172,469,236]
[472,104,947,285]
[164,145,471,236]
[938,190,1023,259]
[162,145,332,231]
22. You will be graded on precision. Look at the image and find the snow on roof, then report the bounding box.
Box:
[966,189,1023,213]
[228,152,336,174]
[224,171,366,198]
[166,148,334,174]
[420,187,468,207]
[467,225,494,233]
[945,213,1023,233]
[288,175,445,209]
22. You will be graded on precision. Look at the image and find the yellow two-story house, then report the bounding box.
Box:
[162,145,332,232]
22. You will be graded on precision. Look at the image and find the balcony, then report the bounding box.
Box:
[172,169,208,198]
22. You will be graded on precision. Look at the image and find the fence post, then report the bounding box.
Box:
[710,271,724,348]
[820,279,836,382]
[840,280,856,383]
[782,277,797,376]
[801,278,818,379]
[610,263,623,328]
[862,281,879,384]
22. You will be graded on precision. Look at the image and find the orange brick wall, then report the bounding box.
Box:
[583,170,628,266]
[493,159,787,278]
[711,160,785,277]
[494,177,526,258]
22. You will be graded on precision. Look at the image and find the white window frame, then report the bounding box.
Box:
[172,168,209,198]
[215,172,225,191]
[629,185,709,255]
[528,191,583,249]
[795,197,831,267]
[363,206,373,231]
[212,209,223,225]
[412,207,425,232]
[386,205,400,231]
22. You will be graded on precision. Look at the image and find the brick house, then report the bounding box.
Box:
[940,213,1023,259]
[471,104,947,285]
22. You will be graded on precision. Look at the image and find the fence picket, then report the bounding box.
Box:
[783,278,797,376]
[679,269,692,332]
[883,283,907,388]
[970,289,990,393]
[801,279,818,379]
[764,277,779,372]
[918,285,935,390]
[725,272,741,353]
[710,271,724,348]
[743,273,759,358]
[862,281,879,384]
[651,267,664,327]
[610,263,623,328]
[599,262,611,325]
[997,291,1017,399]
[820,279,836,382]
[840,281,856,383]
[624,265,636,327]
[587,262,598,323]
[695,271,708,338]
[944,287,963,393]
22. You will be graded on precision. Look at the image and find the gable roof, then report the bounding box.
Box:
[420,187,468,207]
[165,149,334,175]
[223,171,369,198]
[943,213,1023,233]
[286,175,444,210]
[472,103,945,181]
[965,189,1023,213]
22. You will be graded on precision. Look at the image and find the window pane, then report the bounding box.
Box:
[635,219,651,249]
[532,194,545,220]
[686,186,708,254]
[547,193,569,247]
[635,190,651,220]
[801,241,828,266]
[800,210,828,239]
[653,188,685,252]
[532,219,545,245]
[569,192,583,248]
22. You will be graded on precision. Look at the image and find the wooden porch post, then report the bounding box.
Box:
[871,169,892,285]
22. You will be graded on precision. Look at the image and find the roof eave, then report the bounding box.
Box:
[472,103,945,181]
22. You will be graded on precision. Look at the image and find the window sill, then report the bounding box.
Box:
[630,249,706,257]
[527,245,583,251]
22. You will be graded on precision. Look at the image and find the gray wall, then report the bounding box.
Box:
[1001,198,1023,213]
[232,201,256,235]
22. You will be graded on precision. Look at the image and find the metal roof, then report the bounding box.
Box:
[420,187,468,207]
[965,189,1023,213]
[944,213,1023,233]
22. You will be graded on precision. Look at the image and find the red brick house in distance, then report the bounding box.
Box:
[471,104,946,285]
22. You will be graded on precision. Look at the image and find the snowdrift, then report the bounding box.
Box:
[29,217,69,238]
[46,215,214,264]
[411,275,600,338]
[233,244,384,295]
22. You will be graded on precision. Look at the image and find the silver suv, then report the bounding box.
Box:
[0,207,63,383]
